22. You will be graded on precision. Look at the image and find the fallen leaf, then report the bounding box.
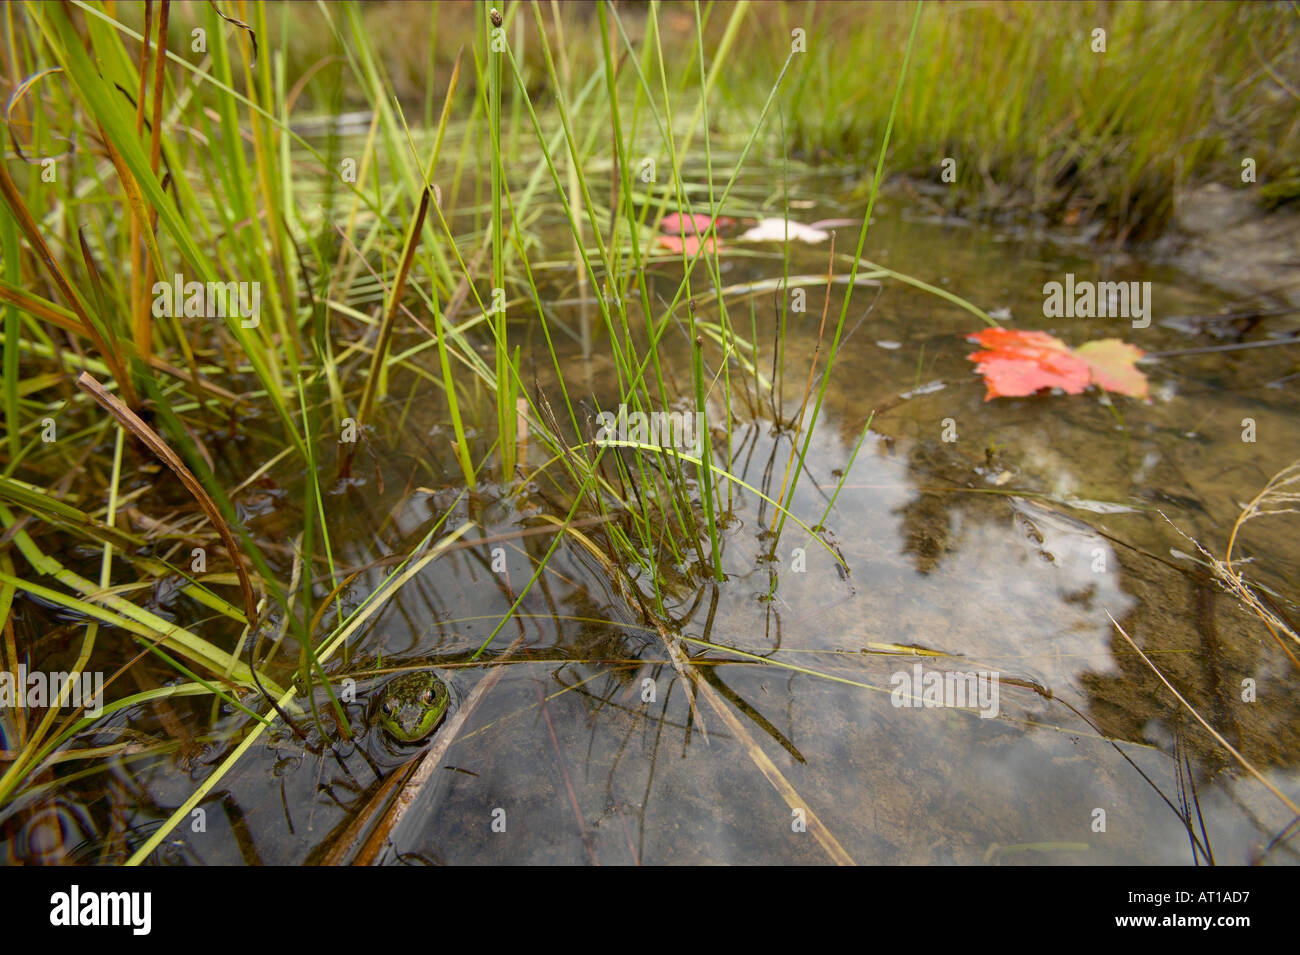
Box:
[1072,339,1149,400]
[965,328,1148,401]
[656,233,717,256]
[967,327,1070,355]
[659,212,733,235]
[966,328,1090,400]
[968,355,1091,400]
[738,217,831,244]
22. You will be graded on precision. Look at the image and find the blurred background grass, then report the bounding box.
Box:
[105,0,1300,238]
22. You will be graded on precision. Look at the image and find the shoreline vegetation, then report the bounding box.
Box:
[249,0,1300,237]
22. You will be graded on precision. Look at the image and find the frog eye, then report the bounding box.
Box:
[419,688,434,704]
[384,698,397,713]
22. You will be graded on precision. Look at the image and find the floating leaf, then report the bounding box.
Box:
[659,212,733,235]
[965,328,1148,401]
[656,233,717,256]
[966,329,1090,399]
[1072,339,1149,400]
[738,217,831,244]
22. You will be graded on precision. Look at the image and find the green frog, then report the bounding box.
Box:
[375,671,450,743]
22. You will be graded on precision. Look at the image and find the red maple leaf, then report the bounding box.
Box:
[656,233,717,256]
[660,212,734,235]
[966,328,1147,401]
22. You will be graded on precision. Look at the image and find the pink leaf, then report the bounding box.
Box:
[656,233,717,256]
[966,328,1090,400]
[660,212,733,235]
[965,328,1148,401]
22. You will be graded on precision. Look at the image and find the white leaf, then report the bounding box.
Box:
[738,217,831,244]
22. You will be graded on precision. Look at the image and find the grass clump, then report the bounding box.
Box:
[222,2,1300,235]
[736,1,1300,236]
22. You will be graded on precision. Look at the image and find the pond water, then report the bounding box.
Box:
[5,177,1298,866]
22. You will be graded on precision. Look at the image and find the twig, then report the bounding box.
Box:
[1106,610,1300,818]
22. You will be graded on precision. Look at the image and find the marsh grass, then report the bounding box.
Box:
[736,1,1300,235]
[2,0,1288,863]
[237,2,1300,233]
[0,0,881,851]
